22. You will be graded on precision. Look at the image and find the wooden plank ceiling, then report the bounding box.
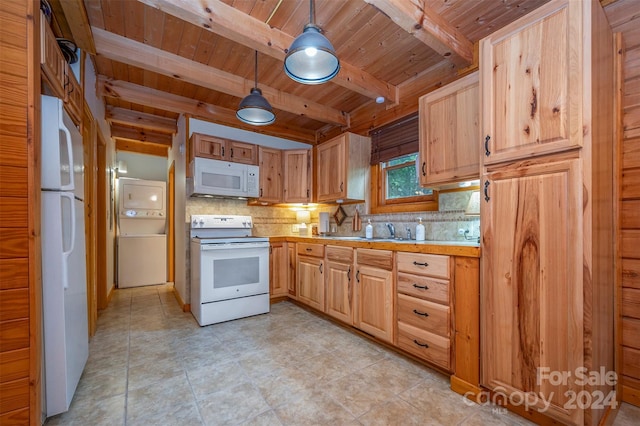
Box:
[57,0,550,150]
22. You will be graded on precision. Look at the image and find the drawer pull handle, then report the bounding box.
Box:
[412,283,429,290]
[347,267,351,282]
[306,248,312,251]
[413,261,429,267]
[356,270,360,282]
[319,263,323,274]
[413,309,429,317]
[413,339,429,348]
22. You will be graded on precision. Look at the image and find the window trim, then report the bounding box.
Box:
[369,164,439,214]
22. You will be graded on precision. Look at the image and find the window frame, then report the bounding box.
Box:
[370,154,438,214]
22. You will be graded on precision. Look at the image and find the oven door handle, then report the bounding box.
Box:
[200,242,269,250]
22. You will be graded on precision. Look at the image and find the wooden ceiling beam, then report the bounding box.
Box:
[115,139,169,157]
[364,0,473,68]
[347,60,461,136]
[137,0,398,104]
[106,107,177,134]
[98,76,317,144]
[93,27,348,126]
[49,0,96,54]
[110,124,173,146]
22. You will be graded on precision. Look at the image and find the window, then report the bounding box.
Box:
[369,114,438,213]
[383,153,432,201]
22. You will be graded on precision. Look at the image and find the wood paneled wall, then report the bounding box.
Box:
[606,0,640,408]
[0,1,40,424]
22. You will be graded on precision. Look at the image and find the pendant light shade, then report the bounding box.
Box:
[284,1,340,84]
[237,51,275,126]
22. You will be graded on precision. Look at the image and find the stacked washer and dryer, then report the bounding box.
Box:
[117,178,167,288]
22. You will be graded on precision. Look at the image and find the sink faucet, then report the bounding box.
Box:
[385,222,395,238]
[406,227,411,240]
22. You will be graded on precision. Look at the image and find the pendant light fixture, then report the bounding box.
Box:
[284,0,340,85]
[237,51,276,126]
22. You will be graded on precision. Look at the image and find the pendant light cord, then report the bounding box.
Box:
[254,50,258,89]
[309,0,314,25]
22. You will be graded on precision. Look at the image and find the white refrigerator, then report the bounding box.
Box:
[40,95,88,417]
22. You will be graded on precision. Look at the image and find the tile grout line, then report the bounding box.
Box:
[122,292,132,426]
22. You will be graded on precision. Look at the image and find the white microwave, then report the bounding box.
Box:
[188,157,259,198]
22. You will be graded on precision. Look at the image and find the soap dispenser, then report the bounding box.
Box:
[416,217,425,241]
[365,219,373,239]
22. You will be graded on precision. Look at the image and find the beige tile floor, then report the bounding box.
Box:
[46,284,640,425]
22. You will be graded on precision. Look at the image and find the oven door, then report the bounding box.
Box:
[199,241,269,303]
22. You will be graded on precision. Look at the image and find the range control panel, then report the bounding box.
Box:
[190,215,253,229]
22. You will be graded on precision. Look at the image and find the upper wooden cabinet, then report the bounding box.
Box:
[190,133,258,165]
[480,1,582,165]
[283,149,312,203]
[40,13,82,125]
[316,132,371,203]
[258,146,282,203]
[40,15,65,97]
[419,71,479,186]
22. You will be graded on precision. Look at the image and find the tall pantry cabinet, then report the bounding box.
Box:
[479,1,614,425]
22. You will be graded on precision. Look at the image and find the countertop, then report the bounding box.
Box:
[266,235,481,258]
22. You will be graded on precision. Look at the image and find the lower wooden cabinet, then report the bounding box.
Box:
[269,242,288,299]
[287,244,296,298]
[395,252,452,371]
[297,255,324,310]
[354,249,394,343]
[325,245,354,324]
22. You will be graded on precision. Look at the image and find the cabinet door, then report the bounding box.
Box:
[193,134,226,160]
[316,136,346,202]
[283,149,312,203]
[297,255,324,311]
[64,68,83,126]
[481,159,583,425]
[419,72,479,186]
[40,16,65,97]
[287,245,296,298]
[354,265,393,343]
[258,147,282,203]
[481,0,581,165]
[325,261,353,324]
[228,141,258,165]
[269,243,288,298]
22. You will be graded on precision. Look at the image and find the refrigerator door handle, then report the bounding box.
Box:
[60,192,76,289]
[58,113,75,192]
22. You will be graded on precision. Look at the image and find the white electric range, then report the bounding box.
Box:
[190,215,270,326]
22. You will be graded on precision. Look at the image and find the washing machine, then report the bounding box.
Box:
[117,178,167,288]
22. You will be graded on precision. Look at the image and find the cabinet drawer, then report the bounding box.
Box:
[397,322,450,371]
[396,252,449,279]
[326,245,353,263]
[356,249,393,270]
[397,272,449,304]
[297,243,324,258]
[397,294,449,337]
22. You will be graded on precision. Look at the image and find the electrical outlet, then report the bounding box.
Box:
[458,228,466,236]
[291,224,300,232]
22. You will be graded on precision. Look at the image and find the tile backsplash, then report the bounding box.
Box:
[186,190,480,242]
